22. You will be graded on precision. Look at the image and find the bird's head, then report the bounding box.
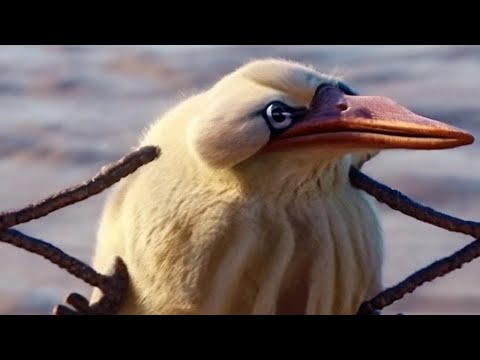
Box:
[146,58,474,190]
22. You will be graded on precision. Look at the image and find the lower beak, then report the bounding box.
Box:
[262,85,474,153]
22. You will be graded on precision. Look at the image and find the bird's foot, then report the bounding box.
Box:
[52,256,129,315]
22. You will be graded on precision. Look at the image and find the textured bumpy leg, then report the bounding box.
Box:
[350,167,480,315]
[0,146,159,315]
[53,257,129,315]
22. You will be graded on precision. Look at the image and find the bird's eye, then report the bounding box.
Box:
[265,103,293,130]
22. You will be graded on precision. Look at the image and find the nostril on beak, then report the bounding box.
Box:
[336,103,348,111]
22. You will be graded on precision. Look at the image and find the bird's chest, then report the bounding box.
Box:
[226,189,383,315]
[122,184,383,315]
[275,240,318,315]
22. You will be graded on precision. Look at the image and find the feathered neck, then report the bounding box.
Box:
[195,150,354,199]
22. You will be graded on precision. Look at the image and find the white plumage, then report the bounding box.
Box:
[90,58,473,314]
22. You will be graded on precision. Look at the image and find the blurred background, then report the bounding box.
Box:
[0,45,479,315]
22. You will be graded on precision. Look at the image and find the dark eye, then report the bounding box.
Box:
[265,103,293,130]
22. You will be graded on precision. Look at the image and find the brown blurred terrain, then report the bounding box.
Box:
[1,45,480,315]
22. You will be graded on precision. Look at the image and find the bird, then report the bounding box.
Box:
[89,58,474,315]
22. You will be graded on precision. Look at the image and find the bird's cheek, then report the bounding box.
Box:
[186,115,270,169]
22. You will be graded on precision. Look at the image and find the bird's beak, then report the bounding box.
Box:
[262,85,474,153]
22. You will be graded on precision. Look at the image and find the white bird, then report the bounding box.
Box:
[90,58,474,315]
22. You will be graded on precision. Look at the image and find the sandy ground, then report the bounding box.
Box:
[1,45,480,315]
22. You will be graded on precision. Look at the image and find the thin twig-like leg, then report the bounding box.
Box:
[350,167,480,314]
[0,146,160,230]
[0,227,129,315]
[0,229,108,288]
[0,146,160,315]
[349,167,480,238]
[357,238,480,315]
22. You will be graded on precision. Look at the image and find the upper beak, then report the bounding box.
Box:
[262,85,474,153]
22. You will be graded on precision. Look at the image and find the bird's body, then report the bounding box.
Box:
[90,58,473,314]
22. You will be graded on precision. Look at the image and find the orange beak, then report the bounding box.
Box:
[262,85,474,153]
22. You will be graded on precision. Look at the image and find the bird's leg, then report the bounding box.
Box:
[349,167,480,315]
[0,146,161,230]
[53,256,128,315]
[0,228,129,315]
[0,147,159,315]
[349,167,480,238]
[357,239,480,315]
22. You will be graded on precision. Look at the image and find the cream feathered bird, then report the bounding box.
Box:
[90,58,474,315]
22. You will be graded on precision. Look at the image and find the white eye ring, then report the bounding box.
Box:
[266,103,293,130]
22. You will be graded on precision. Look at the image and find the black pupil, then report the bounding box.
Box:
[272,106,287,123]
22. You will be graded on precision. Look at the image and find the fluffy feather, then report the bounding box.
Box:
[90,58,383,314]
